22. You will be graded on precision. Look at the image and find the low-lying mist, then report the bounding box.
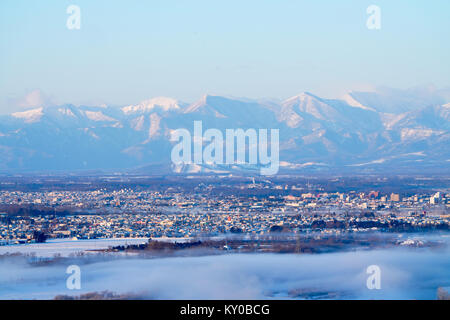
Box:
[1,241,449,300]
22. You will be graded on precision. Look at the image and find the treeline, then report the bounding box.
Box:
[0,204,74,217]
[112,240,204,252]
[109,234,403,255]
[54,290,142,300]
[304,219,449,232]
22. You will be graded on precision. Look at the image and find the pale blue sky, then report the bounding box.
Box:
[0,0,449,113]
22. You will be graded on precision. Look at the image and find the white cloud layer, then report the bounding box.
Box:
[1,242,449,300]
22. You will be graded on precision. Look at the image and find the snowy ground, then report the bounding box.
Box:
[0,238,149,257]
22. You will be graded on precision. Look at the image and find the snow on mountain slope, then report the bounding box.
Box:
[282,92,339,121]
[183,95,280,128]
[279,92,382,134]
[145,113,162,141]
[84,110,117,122]
[385,104,450,132]
[130,115,145,131]
[342,93,376,112]
[122,97,185,115]
[0,89,449,172]
[347,86,448,114]
[57,107,76,117]
[11,107,44,123]
[400,128,444,142]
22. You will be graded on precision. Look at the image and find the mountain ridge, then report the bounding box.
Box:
[0,89,449,174]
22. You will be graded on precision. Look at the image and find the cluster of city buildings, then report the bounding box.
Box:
[0,180,449,244]
[0,187,448,214]
[0,186,448,244]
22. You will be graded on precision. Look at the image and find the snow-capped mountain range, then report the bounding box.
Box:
[0,88,449,174]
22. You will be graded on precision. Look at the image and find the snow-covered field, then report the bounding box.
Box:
[0,238,148,257]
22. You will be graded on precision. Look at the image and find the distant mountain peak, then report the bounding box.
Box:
[285,92,318,102]
[282,92,337,121]
[83,110,116,122]
[122,97,184,115]
[11,107,44,123]
[342,93,376,111]
[184,94,232,114]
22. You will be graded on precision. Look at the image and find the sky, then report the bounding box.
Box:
[0,0,449,113]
